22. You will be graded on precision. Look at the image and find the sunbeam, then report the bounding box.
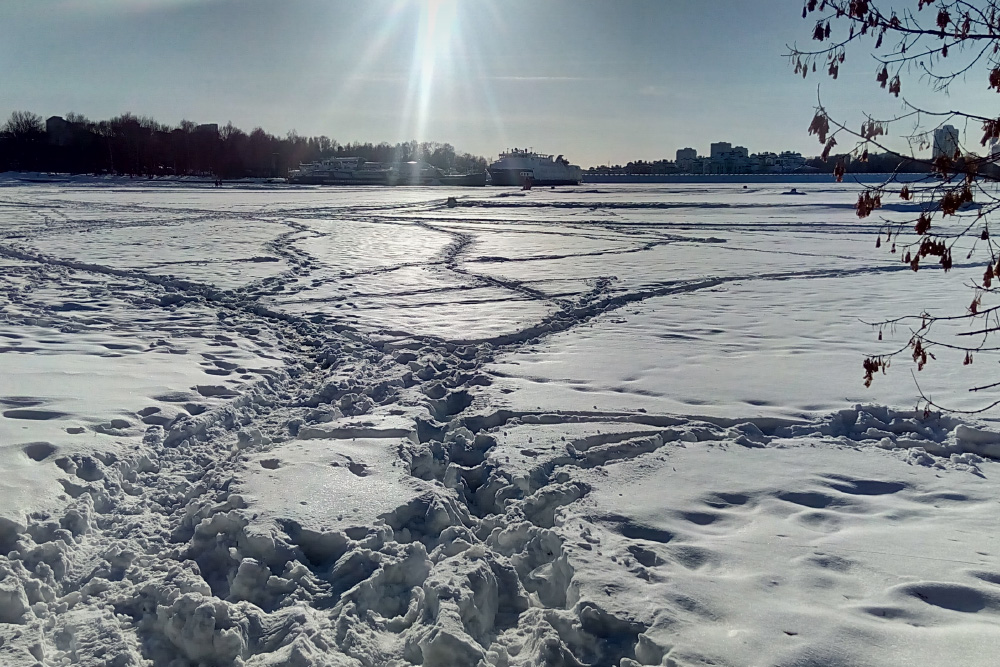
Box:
[333,0,410,104]
[405,0,458,144]
[319,0,513,153]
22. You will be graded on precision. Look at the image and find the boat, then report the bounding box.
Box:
[287,158,487,186]
[439,171,489,187]
[388,161,487,186]
[287,157,391,185]
[487,148,582,186]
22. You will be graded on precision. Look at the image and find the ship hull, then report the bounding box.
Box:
[487,168,580,186]
[438,171,488,187]
[288,172,390,185]
[290,170,487,186]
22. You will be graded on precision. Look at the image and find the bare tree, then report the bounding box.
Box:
[789,0,1000,412]
[2,110,45,140]
[0,109,487,181]
[64,112,90,126]
[1,111,46,170]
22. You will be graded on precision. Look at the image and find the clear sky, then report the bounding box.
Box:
[0,0,991,166]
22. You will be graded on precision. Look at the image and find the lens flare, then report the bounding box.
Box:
[327,0,511,151]
[400,0,458,144]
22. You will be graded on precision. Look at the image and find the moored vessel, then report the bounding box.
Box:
[287,158,487,186]
[438,171,489,187]
[287,157,391,185]
[487,149,582,186]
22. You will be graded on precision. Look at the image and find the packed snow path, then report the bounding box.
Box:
[0,180,999,666]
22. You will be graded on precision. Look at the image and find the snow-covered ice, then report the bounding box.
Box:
[0,179,998,666]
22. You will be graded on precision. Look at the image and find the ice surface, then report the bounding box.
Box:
[29,217,291,289]
[0,180,998,666]
[487,271,996,418]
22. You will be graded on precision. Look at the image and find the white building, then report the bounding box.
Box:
[706,143,750,173]
[672,144,807,174]
[773,151,807,172]
[675,147,697,172]
[933,125,960,159]
[710,142,732,159]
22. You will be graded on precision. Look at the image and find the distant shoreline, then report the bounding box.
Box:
[1,170,932,188]
[582,172,928,184]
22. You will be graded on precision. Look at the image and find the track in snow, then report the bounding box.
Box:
[0,182,998,667]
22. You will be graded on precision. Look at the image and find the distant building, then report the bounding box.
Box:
[710,142,732,159]
[933,125,959,159]
[675,148,697,172]
[591,143,811,175]
[701,142,751,173]
[46,116,75,146]
[46,116,96,148]
[772,151,807,173]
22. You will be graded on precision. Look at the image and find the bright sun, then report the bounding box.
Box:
[329,0,508,148]
[406,0,460,142]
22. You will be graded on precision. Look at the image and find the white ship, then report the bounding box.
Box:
[487,149,582,186]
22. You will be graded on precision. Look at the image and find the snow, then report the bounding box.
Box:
[486,271,997,419]
[0,179,999,666]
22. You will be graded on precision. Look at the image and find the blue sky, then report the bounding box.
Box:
[0,0,990,166]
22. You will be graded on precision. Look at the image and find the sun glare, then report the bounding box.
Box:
[326,0,510,150]
[403,0,512,149]
[404,0,459,143]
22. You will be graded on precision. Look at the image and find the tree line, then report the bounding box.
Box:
[804,152,936,174]
[0,111,488,179]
